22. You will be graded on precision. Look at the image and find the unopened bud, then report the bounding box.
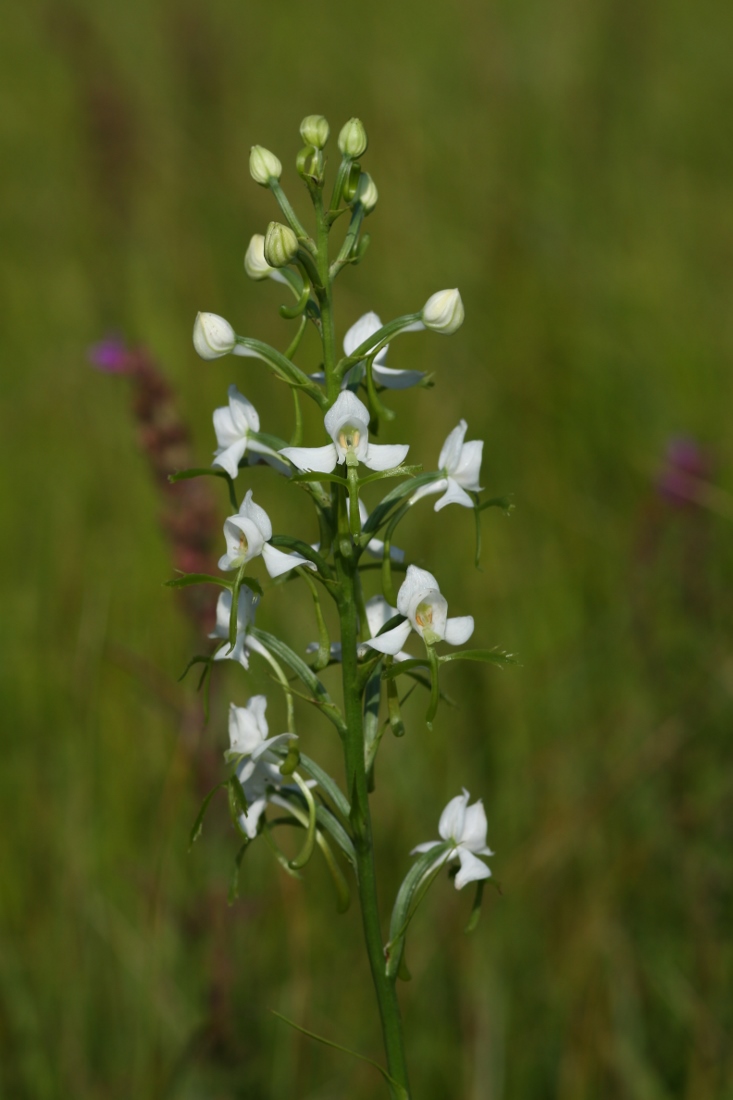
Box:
[299,114,329,149]
[342,162,362,203]
[421,289,465,335]
[338,117,368,158]
[193,312,236,359]
[264,221,299,267]
[249,145,282,186]
[244,234,275,280]
[356,172,378,213]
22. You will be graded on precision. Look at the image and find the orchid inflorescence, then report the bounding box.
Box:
[174,114,512,1096]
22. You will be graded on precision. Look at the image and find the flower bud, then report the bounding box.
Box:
[299,114,329,149]
[193,312,236,359]
[264,221,299,268]
[249,145,282,186]
[356,172,378,213]
[338,117,368,158]
[296,145,325,185]
[421,289,465,335]
[342,162,362,203]
[244,234,275,280]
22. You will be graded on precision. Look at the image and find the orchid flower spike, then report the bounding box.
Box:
[226,696,296,764]
[341,312,425,390]
[410,419,483,510]
[219,490,316,578]
[210,587,264,668]
[412,789,493,890]
[212,385,286,479]
[280,391,409,473]
[365,565,474,656]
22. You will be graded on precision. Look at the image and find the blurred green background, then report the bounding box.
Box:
[2,0,733,1096]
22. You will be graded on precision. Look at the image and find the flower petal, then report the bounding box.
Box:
[459,799,490,852]
[213,438,247,480]
[343,311,383,357]
[362,442,410,471]
[363,619,413,656]
[452,439,483,491]
[279,444,338,473]
[228,384,260,433]
[434,478,475,511]
[438,420,468,472]
[261,543,316,578]
[409,479,448,507]
[372,364,425,390]
[396,565,440,619]
[438,790,470,842]
[443,615,475,646]
[453,848,491,890]
[238,490,272,541]
[324,391,371,444]
[410,840,442,855]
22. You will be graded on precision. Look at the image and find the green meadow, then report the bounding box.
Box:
[2,0,732,1095]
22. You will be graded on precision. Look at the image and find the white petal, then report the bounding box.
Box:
[239,796,268,839]
[213,405,241,448]
[324,391,371,442]
[250,731,296,762]
[459,799,489,851]
[454,849,491,890]
[228,384,260,433]
[452,439,483,491]
[372,364,425,390]
[261,543,316,578]
[364,595,398,638]
[238,490,272,542]
[443,615,474,646]
[438,790,470,843]
[396,565,440,618]
[213,438,247,480]
[362,443,410,471]
[363,619,413,656]
[279,444,338,473]
[410,840,442,855]
[409,479,447,507]
[434,479,475,511]
[438,421,468,472]
[343,311,383,357]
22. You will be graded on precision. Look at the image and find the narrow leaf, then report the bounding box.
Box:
[165,573,233,591]
[299,753,351,819]
[439,647,517,667]
[169,466,238,510]
[228,841,250,905]
[465,880,485,933]
[188,782,226,850]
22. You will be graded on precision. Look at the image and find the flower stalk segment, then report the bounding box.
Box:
[179,114,506,1099]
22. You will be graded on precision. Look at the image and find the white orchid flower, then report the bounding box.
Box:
[219,490,316,578]
[280,391,409,474]
[342,312,425,390]
[307,594,410,663]
[410,419,484,511]
[347,498,405,561]
[411,789,493,890]
[364,565,474,656]
[210,587,264,669]
[212,385,286,479]
[226,695,295,764]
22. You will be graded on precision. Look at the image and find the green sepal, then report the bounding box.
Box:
[279,282,311,320]
[464,879,485,933]
[165,572,233,591]
[227,841,250,905]
[299,753,351,820]
[439,647,517,667]
[385,844,451,979]
[169,467,237,511]
[249,629,345,735]
[188,781,226,850]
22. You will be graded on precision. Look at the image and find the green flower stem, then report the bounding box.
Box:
[269,179,314,249]
[313,198,411,1095]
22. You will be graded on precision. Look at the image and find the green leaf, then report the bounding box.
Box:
[385,845,452,979]
[269,535,333,580]
[177,654,213,683]
[250,628,345,735]
[271,1012,408,1099]
[165,572,233,591]
[188,782,226,850]
[314,805,356,869]
[357,463,423,487]
[439,647,518,667]
[465,880,485,933]
[227,773,249,832]
[298,753,351,820]
[169,467,238,510]
[227,841,250,905]
[361,472,442,534]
